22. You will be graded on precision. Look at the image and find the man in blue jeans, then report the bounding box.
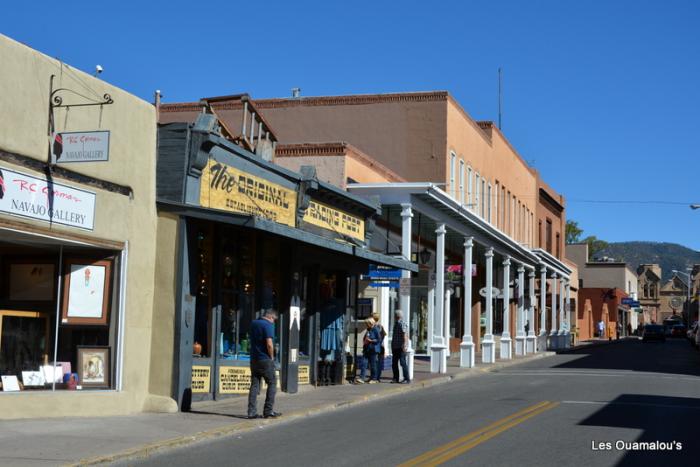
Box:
[391,309,410,384]
[247,309,282,419]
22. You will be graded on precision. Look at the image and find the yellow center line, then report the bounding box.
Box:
[427,402,560,466]
[398,401,553,467]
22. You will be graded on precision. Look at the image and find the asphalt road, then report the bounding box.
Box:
[132,338,700,467]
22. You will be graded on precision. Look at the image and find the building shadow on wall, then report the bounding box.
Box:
[554,338,700,377]
[578,394,698,466]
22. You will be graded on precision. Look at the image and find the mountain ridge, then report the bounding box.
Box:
[596,241,700,281]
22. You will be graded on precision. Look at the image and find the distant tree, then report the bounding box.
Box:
[565,220,583,244]
[583,235,609,260]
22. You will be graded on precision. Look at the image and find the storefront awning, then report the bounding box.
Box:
[348,182,540,267]
[157,200,418,272]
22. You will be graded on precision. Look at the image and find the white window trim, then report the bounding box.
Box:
[487,182,492,224]
[467,166,473,209]
[458,159,465,204]
[475,173,481,216]
[450,152,456,199]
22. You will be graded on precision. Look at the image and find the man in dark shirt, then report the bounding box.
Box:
[247,309,281,419]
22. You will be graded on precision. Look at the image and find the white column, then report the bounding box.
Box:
[558,276,566,349]
[482,248,496,363]
[400,203,415,379]
[431,224,447,373]
[444,288,452,358]
[460,237,475,367]
[515,265,526,356]
[526,269,537,353]
[427,279,435,350]
[564,280,571,349]
[538,264,548,352]
[500,257,512,359]
[550,272,558,350]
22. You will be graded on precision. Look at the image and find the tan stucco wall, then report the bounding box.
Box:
[148,213,179,400]
[275,155,346,187]
[0,34,160,418]
[257,97,448,183]
[446,101,538,247]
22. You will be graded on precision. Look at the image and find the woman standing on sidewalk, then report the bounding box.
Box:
[364,318,383,383]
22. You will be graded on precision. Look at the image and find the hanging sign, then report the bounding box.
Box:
[53,131,110,163]
[303,199,365,242]
[200,159,297,227]
[0,166,96,230]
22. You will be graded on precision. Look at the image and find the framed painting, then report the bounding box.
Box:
[77,346,110,388]
[61,259,112,325]
[7,261,55,301]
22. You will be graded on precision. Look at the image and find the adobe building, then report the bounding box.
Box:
[159,91,576,375]
[567,243,638,337]
[0,34,163,418]
[637,264,662,323]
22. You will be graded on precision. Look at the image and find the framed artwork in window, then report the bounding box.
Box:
[61,259,112,326]
[7,261,55,301]
[77,346,110,388]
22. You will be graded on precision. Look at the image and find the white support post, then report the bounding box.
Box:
[538,265,548,352]
[515,265,526,356]
[431,224,448,373]
[482,248,496,363]
[400,203,414,379]
[460,237,475,367]
[444,288,452,359]
[565,282,572,349]
[526,269,537,353]
[558,277,566,349]
[500,257,512,359]
[550,272,558,350]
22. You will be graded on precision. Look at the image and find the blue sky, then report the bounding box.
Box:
[3,1,699,248]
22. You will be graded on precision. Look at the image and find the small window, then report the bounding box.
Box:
[458,159,465,204]
[481,178,486,218]
[487,183,492,223]
[450,152,456,199]
[475,173,481,216]
[467,166,473,208]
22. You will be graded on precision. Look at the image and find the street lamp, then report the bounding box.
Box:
[672,269,692,326]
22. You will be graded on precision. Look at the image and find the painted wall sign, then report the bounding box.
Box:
[200,159,297,227]
[191,365,211,393]
[303,199,365,242]
[0,166,96,230]
[54,131,110,163]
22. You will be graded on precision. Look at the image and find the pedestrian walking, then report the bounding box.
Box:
[364,317,382,383]
[616,321,622,340]
[626,323,632,337]
[247,309,282,419]
[597,319,605,339]
[391,309,410,384]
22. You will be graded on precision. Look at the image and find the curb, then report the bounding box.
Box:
[557,338,635,354]
[71,351,556,466]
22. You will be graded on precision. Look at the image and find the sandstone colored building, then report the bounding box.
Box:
[0,34,164,418]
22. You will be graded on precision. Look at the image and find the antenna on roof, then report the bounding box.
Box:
[498,67,503,131]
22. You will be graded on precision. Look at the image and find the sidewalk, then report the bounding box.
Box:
[0,350,554,467]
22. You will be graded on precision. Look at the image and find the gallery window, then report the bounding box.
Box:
[0,236,123,393]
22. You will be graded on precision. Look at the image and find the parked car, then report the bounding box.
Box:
[687,322,698,347]
[642,324,666,343]
[671,324,687,338]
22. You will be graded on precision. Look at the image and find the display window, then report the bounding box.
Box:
[0,234,122,393]
[190,221,282,365]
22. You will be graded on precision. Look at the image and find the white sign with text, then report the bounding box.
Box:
[54,131,110,163]
[0,166,95,230]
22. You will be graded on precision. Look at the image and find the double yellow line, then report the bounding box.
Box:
[399,400,559,466]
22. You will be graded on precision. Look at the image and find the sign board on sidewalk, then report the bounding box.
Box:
[400,277,411,296]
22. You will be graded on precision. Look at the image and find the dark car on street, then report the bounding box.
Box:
[671,324,687,338]
[642,324,666,343]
